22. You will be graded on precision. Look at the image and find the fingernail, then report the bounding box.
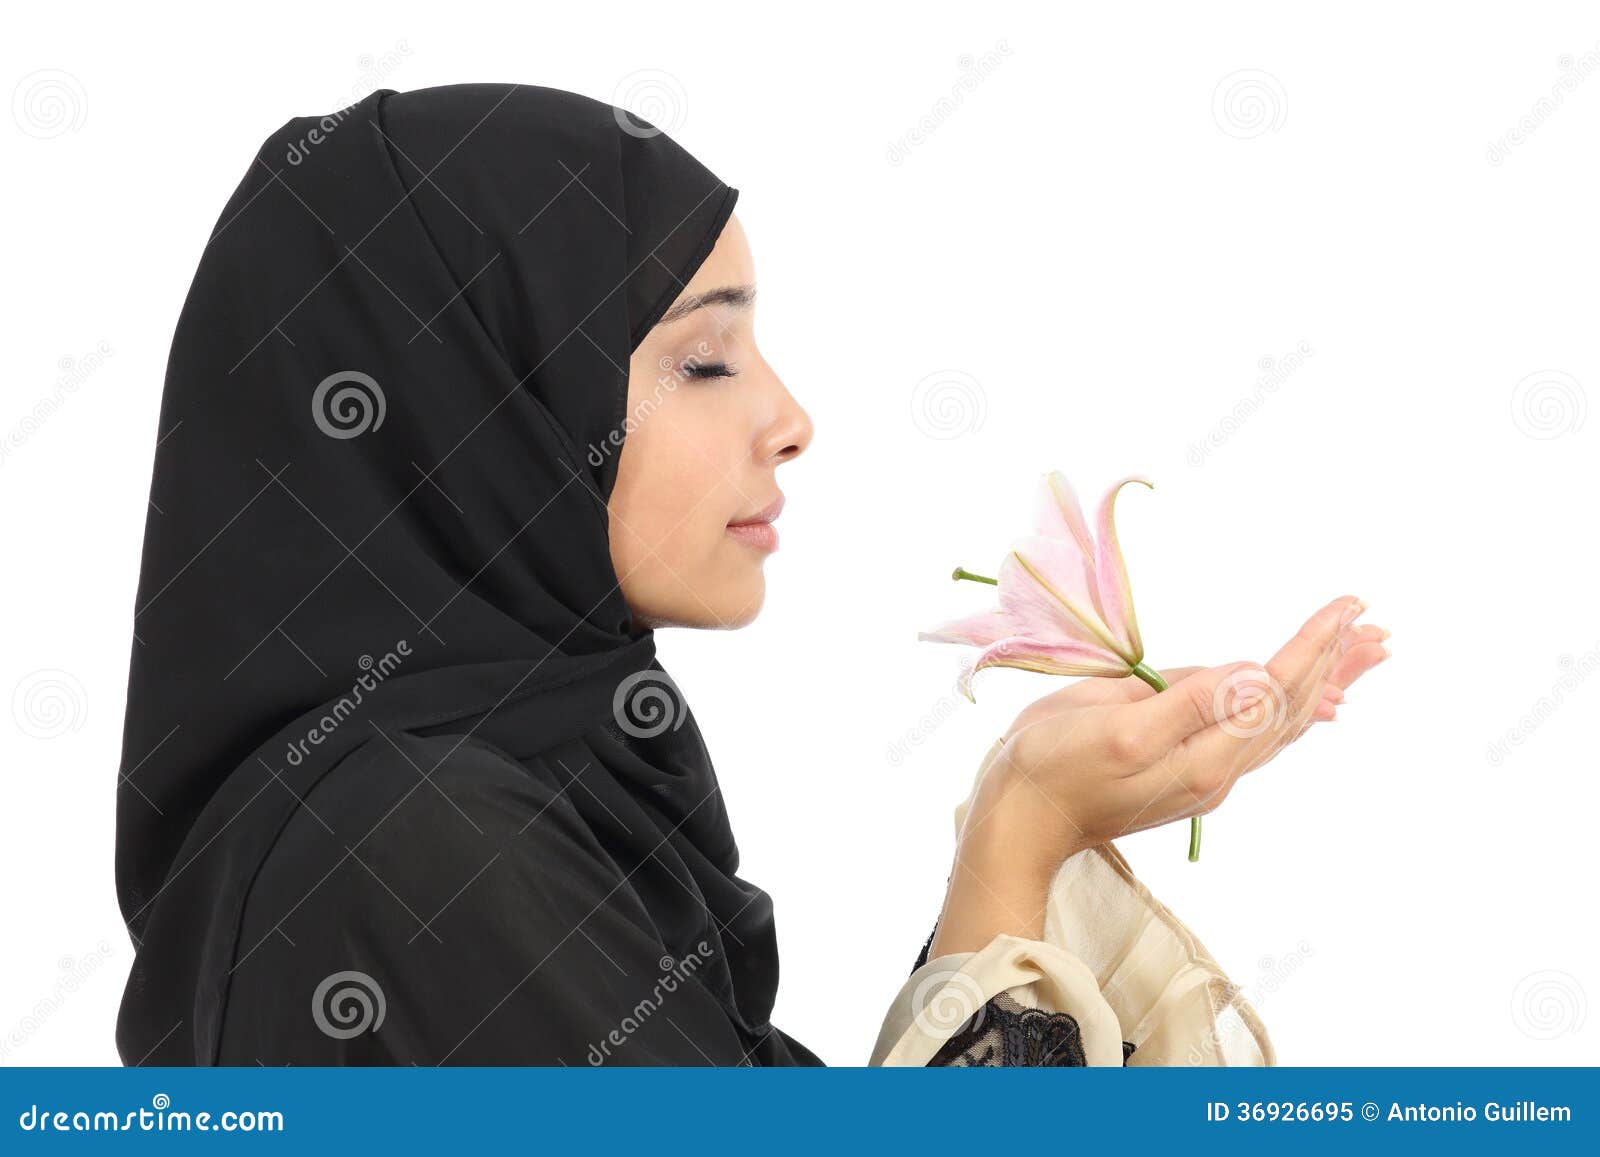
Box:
[1326,687,1345,703]
[1339,598,1367,627]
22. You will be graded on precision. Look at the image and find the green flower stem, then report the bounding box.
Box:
[1130,661,1202,862]
[951,567,998,586]
[1130,661,1168,693]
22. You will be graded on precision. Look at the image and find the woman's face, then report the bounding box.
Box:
[609,213,813,630]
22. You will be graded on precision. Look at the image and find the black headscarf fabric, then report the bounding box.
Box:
[115,83,821,1066]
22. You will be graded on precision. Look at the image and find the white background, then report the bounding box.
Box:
[3,0,1596,1066]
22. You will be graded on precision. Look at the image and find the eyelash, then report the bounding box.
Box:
[683,361,738,380]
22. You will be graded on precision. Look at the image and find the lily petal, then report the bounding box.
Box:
[918,610,1014,649]
[1003,537,1129,660]
[962,635,1133,701]
[1093,476,1153,662]
[1035,471,1096,552]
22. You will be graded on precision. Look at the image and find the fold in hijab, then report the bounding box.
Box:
[115,83,820,1065]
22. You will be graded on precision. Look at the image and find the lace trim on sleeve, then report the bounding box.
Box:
[925,990,1138,1067]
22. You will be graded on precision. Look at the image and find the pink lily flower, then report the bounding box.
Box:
[920,471,1156,703]
[923,470,1213,860]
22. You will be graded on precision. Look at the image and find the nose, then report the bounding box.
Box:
[762,371,813,465]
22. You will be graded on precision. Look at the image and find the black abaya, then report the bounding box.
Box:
[115,83,820,1066]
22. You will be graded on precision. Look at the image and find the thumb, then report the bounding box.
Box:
[1115,661,1273,763]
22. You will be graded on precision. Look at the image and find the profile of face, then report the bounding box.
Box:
[609,213,814,630]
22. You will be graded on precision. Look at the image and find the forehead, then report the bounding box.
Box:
[680,212,754,296]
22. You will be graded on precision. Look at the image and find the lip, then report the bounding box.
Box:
[726,494,784,552]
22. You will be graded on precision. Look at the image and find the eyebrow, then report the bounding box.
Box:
[655,283,756,326]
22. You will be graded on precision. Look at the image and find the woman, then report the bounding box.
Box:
[114,83,1387,1066]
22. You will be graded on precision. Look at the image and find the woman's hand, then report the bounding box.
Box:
[926,595,1389,959]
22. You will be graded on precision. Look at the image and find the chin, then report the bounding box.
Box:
[708,575,766,630]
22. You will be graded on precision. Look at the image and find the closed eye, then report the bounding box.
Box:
[684,362,739,380]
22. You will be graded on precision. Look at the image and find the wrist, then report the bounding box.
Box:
[928,738,1086,960]
[967,733,1089,870]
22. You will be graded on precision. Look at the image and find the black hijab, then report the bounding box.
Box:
[115,83,821,1065]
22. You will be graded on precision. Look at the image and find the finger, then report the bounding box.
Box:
[1090,665,1210,705]
[1147,597,1362,802]
[1277,596,1366,684]
[1108,659,1272,766]
[1188,622,1382,787]
[1326,631,1390,691]
[1260,596,1364,730]
[1264,622,1388,737]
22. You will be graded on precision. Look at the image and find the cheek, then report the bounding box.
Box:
[614,420,732,568]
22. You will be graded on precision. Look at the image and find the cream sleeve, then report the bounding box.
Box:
[870,739,1275,1067]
